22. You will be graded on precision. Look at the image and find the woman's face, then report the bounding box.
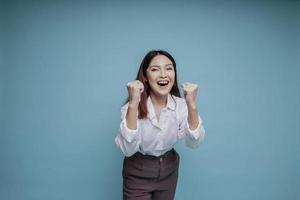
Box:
[146,55,175,98]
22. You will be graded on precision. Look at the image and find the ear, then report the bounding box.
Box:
[143,76,148,82]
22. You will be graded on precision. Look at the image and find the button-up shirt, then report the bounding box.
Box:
[115,94,205,157]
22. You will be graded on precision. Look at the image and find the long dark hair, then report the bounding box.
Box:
[128,50,181,119]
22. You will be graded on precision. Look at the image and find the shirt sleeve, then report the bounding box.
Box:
[177,99,205,149]
[115,103,141,157]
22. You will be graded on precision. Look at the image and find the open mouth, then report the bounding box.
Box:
[157,80,169,87]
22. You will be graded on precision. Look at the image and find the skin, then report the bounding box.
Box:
[126,55,200,131]
[146,55,175,121]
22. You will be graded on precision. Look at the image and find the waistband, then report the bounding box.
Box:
[132,149,175,160]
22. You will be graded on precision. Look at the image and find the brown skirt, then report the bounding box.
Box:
[122,148,180,200]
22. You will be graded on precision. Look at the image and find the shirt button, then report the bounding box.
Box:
[159,157,163,162]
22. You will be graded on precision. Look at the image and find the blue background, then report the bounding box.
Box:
[1,0,299,199]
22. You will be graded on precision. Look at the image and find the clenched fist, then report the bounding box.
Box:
[181,82,198,107]
[127,80,144,106]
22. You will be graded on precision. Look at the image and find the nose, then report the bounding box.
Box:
[160,68,167,78]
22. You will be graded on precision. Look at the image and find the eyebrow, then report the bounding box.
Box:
[149,63,173,68]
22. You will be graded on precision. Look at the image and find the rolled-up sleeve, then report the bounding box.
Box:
[115,104,141,157]
[177,100,205,149]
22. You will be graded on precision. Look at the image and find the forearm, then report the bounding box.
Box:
[125,102,139,130]
[187,103,199,131]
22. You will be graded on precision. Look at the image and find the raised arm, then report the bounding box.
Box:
[115,80,144,157]
[178,82,205,148]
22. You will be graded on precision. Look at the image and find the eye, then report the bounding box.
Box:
[166,67,173,71]
[151,68,159,72]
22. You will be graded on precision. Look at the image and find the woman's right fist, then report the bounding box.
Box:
[127,80,144,105]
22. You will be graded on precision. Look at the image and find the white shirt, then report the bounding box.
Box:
[115,94,205,157]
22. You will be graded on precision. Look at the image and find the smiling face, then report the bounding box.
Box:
[146,55,175,98]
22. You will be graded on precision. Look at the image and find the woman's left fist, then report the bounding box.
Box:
[181,82,198,107]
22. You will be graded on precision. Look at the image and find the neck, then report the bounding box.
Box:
[150,92,168,107]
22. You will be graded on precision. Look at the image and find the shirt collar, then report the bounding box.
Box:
[166,94,176,111]
[147,94,176,119]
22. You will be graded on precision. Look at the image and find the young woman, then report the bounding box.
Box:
[115,50,205,200]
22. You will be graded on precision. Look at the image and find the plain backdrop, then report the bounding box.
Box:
[1,0,299,199]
